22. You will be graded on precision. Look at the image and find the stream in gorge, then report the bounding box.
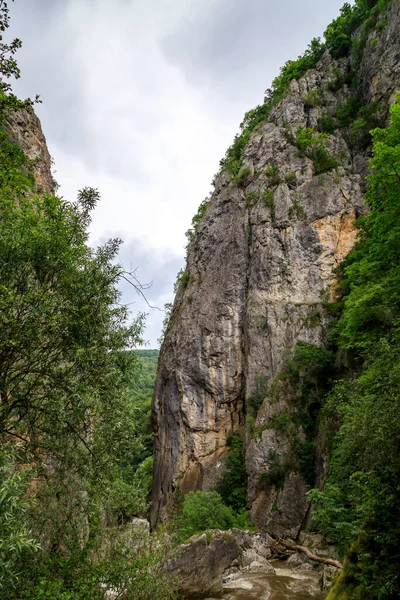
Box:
[207,563,327,600]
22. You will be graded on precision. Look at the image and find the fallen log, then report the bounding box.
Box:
[277,539,343,569]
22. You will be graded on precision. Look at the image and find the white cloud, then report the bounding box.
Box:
[10,0,349,345]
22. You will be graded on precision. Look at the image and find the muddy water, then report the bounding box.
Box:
[207,564,327,600]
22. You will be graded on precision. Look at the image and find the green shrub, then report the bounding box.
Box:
[317,113,337,134]
[235,165,252,187]
[289,198,307,219]
[186,196,210,243]
[245,190,258,207]
[0,445,40,587]
[265,165,282,186]
[218,435,247,511]
[324,3,364,58]
[259,460,286,489]
[262,189,275,219]
[284,171,297,188]
[220,0,392,178]
[327,66,354,92]
[304,89,325,108]
[174,269,193,293]
[176,491,236,539]
[264,38,325,106]
[267,411,293,434]
[294,126,339,174]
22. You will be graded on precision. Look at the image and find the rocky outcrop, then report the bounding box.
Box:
[165,529,274,598]
[151,1,400,533]
[166,532,241,598]
[4,108,54,194]
[165,529,338,598]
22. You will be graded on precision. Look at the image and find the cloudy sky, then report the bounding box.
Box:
[10,0,347,346]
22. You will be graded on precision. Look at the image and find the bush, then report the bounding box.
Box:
[265,165,281,186]
[186,196,210,243]
[174,269,193,293]
[262,189,275,219]
[284,171,297,188]
[304,89,325,108]
[176,491,237,539]
[217,435,247,511]
[0,444,40,587]
[293,126,339,174]
[235,165,252,187]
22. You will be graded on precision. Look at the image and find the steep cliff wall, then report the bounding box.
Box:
[4,108,54,194]
[151,1,400,534]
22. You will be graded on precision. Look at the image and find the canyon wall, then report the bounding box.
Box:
[151,1,400,535]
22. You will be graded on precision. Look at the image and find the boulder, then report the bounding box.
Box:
[166,532,240,598]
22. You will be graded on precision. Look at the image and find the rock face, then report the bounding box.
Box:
[165,529,274,598]
[166,532,241,598]
[4,108,54,194]
[151,1,400,533]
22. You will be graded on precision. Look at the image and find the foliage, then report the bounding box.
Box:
[318,97,384,148]
[7,528,177,600]
[262,189,275,218]
[258,452,286,490]
[245,190,258,208]
[265,165,281,187]
[247,228,253,246]
[158,301,173,345]
[312,96,400,598]
[284,171,297,188]
[174,491,238,540]
[186,196,210,243]
[235,165,252,187]
[264,38,325,106]
[0,0,40,113]
[217,434,247,512]
[220,105,270,175]
[267,412,292,434]
[0,7,174,596]
[129,349,159,462]
[174,268,193,293]
[247,374,268,415]
[289,197,307,219]
[290,126,339,174]
[304,89,325,109]
[218,0,393,180]
[0,444,39,586]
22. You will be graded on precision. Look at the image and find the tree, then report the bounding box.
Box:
[312,96,400,599]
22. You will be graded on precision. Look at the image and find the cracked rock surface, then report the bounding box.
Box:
[151,1,400,534]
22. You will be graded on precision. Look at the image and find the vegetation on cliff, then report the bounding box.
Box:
[219,0,391,177]
[174,1,400,596]
[313,96,400,599]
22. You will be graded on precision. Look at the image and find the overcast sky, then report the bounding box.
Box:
[9,0,347,347]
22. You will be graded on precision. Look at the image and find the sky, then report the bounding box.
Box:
[9,0,347,347]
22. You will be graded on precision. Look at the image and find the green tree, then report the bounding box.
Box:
[0,4,176,597]
[175,491,237,540]
[312,96,400,599]
[217,434,248,511]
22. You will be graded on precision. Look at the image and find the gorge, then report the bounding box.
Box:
[1,1,400,598]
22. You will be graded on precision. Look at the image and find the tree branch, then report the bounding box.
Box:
[276,539,343,569]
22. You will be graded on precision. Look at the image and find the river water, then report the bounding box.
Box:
[207,564,327,600]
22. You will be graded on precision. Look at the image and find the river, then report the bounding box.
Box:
[207,563,327,600]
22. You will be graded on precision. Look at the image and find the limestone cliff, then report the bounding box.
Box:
[151,1,400,534]
[4,107,54,194]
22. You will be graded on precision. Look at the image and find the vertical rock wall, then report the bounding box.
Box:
[151,1,400,533]
[4,108,54,194]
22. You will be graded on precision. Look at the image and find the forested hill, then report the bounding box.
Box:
[130,349,159,462]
